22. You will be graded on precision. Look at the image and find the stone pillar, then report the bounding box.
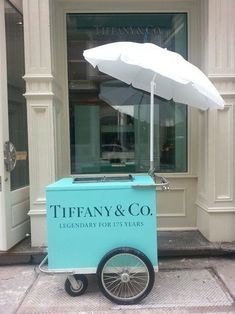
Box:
[23,0,65,246]
[197,0,235,241]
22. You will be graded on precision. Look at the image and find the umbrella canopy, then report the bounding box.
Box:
[83,41,224,171]
[99,80,146,108]
[99,80,148,119]
[84,41,224,110]
[99,80,184,126]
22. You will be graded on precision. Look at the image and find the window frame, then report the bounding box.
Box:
[66,12,188,174]
[53,0,201,178]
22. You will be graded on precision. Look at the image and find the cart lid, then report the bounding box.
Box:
[46,175,155,191]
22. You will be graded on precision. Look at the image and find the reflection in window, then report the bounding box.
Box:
[67,13,187,174]
[5,1,29,190]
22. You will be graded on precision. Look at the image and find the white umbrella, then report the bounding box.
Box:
[83,41,224,171]
[99,80,185,126]
[99,80,149,120]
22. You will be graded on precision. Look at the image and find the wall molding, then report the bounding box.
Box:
[33,197,46,205]
[196,200,235,213]
[158,187,186,217]
[209,76,235,97]
[207,0,235,76]
[158,227,198,231]
[23,74,63,101]
[28,209,46,216]
[214,105,234,202]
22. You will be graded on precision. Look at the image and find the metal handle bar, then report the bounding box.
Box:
[148,169,170,191]
[132,184,157,188]
[39,254,76,275]
[132,177,169,191]
[39,255,50,274]
[155,175,170,191]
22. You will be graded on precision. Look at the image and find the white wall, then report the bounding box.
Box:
[196,0,235,241]
[22,0,235,246]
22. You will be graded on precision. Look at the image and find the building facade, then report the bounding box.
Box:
[0,0,234,250]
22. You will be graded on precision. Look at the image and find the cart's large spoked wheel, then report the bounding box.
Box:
[97,247,155,305]
[64,274,88,297]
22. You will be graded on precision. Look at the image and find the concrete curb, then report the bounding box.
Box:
[0,231,234,266]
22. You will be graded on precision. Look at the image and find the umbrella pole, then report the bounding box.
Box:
[150,78,156,173]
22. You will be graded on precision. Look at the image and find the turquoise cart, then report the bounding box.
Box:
[40,174,168,304]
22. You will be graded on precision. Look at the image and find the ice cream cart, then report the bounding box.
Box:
[40,174,168,304]
[39,39,224,304]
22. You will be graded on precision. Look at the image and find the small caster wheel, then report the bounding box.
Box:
[64,274,88,297]
[97,247,155,305]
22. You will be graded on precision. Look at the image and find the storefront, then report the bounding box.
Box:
[0,0,234,250]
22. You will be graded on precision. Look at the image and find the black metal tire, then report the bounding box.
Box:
[64,274,88,297]
[97,247,155,305]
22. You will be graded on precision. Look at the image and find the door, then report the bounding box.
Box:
[0,0,29,250]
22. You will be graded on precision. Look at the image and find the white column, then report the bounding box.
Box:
[197,0,235,241]
[23,0,65,246]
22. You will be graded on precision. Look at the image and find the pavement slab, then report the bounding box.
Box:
[214,259,235,300]
[159,256,235,300]
[17,268,233,313]
[0,265,37,314]
[0,258,234,314]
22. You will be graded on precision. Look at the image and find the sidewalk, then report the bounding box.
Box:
[0,231,234,313]
[0,256,234,313]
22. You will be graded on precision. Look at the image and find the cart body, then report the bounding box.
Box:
[46,175,157,273]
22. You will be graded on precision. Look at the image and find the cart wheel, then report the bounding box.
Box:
[64,274,88,297]
[97,247,154,305]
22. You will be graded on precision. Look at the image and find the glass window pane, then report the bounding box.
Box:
[67,13,188,174]
[5,1,29,190]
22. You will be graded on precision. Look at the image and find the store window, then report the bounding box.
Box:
[5,1,29,190]
[67,13,187,174]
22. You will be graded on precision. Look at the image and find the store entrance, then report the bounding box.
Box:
[0,1,29,250]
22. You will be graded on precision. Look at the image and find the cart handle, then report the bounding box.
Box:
[155,175,170,191]
[39,255,50,274]
[147,170,170,191]
[38,254,76,275]
[132,184,157,189]
[132,180,169,191]
[132,177,169,190]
